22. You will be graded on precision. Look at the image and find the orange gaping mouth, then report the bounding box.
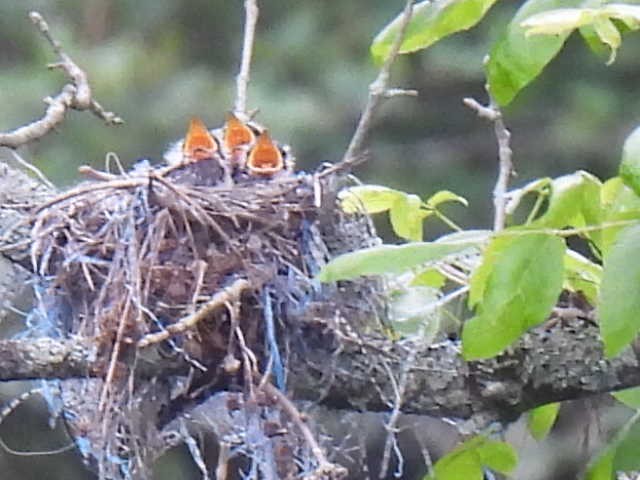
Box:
[183,117,219,161]
[223,112,255,151]
[246,131,284,175]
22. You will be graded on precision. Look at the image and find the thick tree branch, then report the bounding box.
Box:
[0,337,97,381]
[0,317,636,424]
[288,316,640,422]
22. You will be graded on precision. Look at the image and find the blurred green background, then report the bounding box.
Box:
[1,1,640,478]
[1,0,639,232]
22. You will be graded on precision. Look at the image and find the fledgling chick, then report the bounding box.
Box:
[222,112,255,175]
[221,112,295,181]
[246,130,284,176]
[164,118,231,187]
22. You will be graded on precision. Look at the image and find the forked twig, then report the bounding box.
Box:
[0,11,122,149]
[322,0,416,177]
[234,0,259,118]
[463,95,513,231]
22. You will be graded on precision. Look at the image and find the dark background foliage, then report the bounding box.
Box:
[1,1,639,478]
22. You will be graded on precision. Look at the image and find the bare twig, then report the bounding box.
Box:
[261,383,347,478]
[463,95,513,231]
[378,359,410,479]
[0,11,122,149]
[234,0,259,118]
[6,149,55,190]
[137,279,251,348]
[327,0,414,176]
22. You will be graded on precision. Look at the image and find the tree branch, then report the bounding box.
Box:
[234,0,259,118]
[0,316,635,424]
[287,316,640,423]
[320,0,416,178]
[0,11,122,149]
[463,95,513,231]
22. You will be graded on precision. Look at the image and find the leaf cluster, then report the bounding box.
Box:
[319,1,640,478]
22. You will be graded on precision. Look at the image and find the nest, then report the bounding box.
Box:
[21,128,384,479]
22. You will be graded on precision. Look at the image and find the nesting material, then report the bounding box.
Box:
[22,117,383,479]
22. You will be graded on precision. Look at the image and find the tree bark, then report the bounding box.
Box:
[1,160,637,426]
[0,317,635,424]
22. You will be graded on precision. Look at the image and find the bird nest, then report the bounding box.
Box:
[20,116,384,479]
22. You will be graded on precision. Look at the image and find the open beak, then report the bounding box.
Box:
[246,130,284,176]
[183,117,219,161]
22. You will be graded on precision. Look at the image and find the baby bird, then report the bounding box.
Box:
[164,114,295,186]
[164,117,230,187]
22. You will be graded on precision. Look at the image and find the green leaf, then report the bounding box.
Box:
[613,420,640,471]
[389,286,441,340]
[563,249,602,304]
[463,232,564,360]
[426,189,469,208]
[432,452,483,480]
[586,411,640,478]
[527,403,561,440]
[431,437,484,480]
[593,16,621,64]
[412,268,447,288]
[339,185,405,214]
[476,440,518,474]
[600,176,640,256]
[535,170,602,228]
[520,3,640,66]
[390,193,426,241]
[505,177,551,216]
[605,4,640,30]
[520,7,599,35]
[317,236,482,282]
[430,436,517,480]
[619,125,640,197]
[468,234,509,309]
[371,0,499,64]
[600,223,640,357]
[533,170,602,251]
[486,0,586,106]
[580,23,612,60]
[585,448,614,480]
[614,387,640,409]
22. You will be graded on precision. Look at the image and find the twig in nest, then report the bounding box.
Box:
[0,11,123,149]
[34,177,148,213]
[234,0,259,118]
[137,278,251,348]
[463,95,513,231]
[261,383,347,479]
[6,149,55,190]
[322,0,416,177]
